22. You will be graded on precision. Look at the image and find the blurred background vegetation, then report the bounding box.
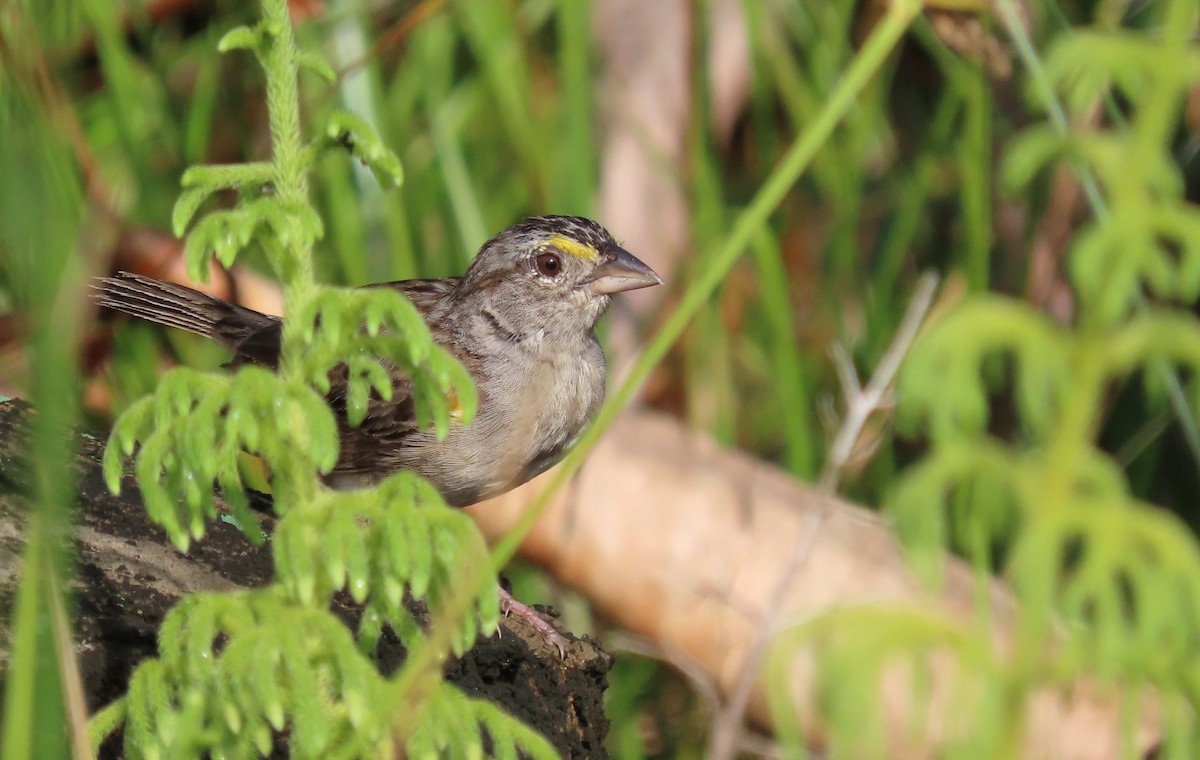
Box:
[3,0,1200,757]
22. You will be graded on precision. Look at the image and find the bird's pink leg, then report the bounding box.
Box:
[498,586,569,658]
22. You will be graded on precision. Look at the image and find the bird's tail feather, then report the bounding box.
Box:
[92,271,277,351]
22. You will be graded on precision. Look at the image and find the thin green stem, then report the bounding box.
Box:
[389,1,923,736]
[262,0,313,301]
[1,519,45,760]
[1009,337,1107,725]
[492,0,923,569]
[751,228,815,477]
[556,0,594,215]
[959,60,992,292]
[262,0,308,214]
[260,0,316,398]
[1039,337,1107,512]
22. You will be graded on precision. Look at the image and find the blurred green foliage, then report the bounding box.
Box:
[768,0,1200,757]
[0,7,87,757]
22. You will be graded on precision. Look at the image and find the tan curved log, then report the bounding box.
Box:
[468,409,1160,759]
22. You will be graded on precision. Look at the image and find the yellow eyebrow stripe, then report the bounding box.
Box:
[549,234,600,262]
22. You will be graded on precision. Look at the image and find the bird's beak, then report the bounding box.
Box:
[585,245,663,295]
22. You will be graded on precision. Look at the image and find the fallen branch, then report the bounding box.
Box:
[468,410,1162,759]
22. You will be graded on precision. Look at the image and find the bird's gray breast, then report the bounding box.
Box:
[397,332,606,506]
[516,333,606,482]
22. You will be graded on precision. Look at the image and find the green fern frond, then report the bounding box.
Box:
[104,365,338,549]
[293,286,477,433]
[320,110,405,189]
[1038,32,1200,113]
[125,590,394,759]
[897,296,1069,443]
[889,440,1023,586]
[768,2,1200,757]
[1009,498,1200,683]
[122,589,551,759]
[272,474,500,652]
[767,605,999,760]
[404,682,560,760]
[1106,311,1200,378]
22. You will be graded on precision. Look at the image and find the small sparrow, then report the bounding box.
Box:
[94,215,662,654]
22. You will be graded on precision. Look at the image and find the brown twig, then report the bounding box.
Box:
[818,271,940,491]
[708,273,939,758]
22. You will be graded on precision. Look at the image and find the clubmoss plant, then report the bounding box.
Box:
[88,2,556,757]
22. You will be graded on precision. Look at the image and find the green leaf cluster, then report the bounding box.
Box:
[272,474,499,657]
[769,606,996,760]
[408,684,561,760]
[1004,26,1200,327]
[167,19,403,285]
[117,589,553,760]
[171,108,402,285]
[103,366,337,550]
[293,285,476,432]
[125,591,390,759]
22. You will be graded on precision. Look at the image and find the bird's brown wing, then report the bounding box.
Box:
[232,277,462,369]
[228,322,284,367]
[365,277,460,312]
[321,278,466,481]
[320,359,416,479]
[95,272,467,483]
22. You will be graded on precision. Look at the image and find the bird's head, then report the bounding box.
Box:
[456,216,661,337]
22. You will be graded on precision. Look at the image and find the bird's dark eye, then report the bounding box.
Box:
[535,252,562,277]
